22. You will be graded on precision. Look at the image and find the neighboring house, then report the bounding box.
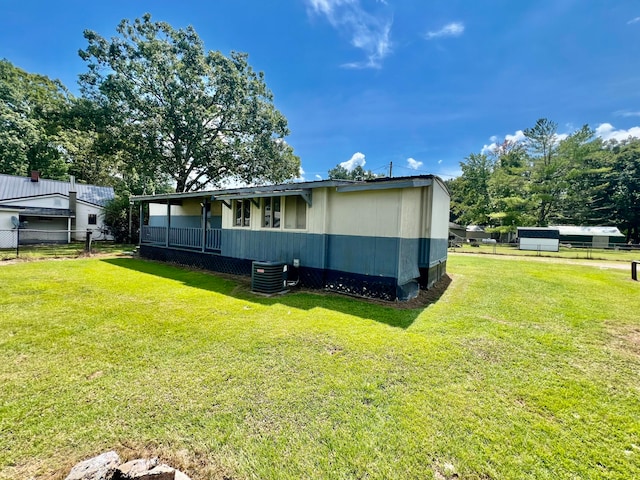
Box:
[133,175,450,301]
[549,225,626,248]
[466,225,491,243]
[0,171,115,246]
[448,222,466,246]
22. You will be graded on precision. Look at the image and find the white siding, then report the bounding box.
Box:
[325,188,402,238]
[429,181,450,240]
[73,201,110,240]
[1,194,67,208]
[0,210,20,248]
[519,238,559,252]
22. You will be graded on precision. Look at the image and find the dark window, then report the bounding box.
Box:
[262,197,281,228]
[234,200,251,227]
[88,214,97,225]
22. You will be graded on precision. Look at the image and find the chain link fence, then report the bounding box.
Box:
[0,229,118,260]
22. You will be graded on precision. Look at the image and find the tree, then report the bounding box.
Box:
[523,118,567,225]
[449,153,494,226]
[78,14,300,193]
[327,164,379,180]
[0,59,72,179]
[487,140,532,233]
[607,138,640,242]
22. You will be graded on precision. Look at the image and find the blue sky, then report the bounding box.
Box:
[1,0,640,181]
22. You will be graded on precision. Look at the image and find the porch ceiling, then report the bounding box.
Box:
[213,189,312,206]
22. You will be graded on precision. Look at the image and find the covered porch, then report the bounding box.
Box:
[138,193,223,253]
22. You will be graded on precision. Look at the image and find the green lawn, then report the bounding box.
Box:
[1,255,638,479]
[1,242,135,261]
[450,241,640,262]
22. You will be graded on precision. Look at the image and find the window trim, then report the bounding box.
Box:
[233,199,251,227]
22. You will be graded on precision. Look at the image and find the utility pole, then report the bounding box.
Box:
[389,161,393,177]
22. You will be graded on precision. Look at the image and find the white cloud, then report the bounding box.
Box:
[340,151,366,170]
[481,129,526,154]
[315,174,323,180]
[425,22,464,39]
[506,130,526,143]
[595,123,640,142]
[307,0,393,68]
[406,157,423,170]
[628,16,640,24]
[293,166,307,182]
[438,159,443,164]
[480,143,497,155]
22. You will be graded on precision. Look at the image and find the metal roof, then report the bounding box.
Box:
[549,225,625,237]
[132,174,442,202]
[0,174,115,207]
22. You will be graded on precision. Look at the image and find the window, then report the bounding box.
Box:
[88,213,97,225]
[262,197,281,228]
[284,196,307,229]
[234,200,251,227]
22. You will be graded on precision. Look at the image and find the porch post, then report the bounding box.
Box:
[166,200,171,247]
[201,198,207,252]
[138,202,143,246]
[67,217,72,243]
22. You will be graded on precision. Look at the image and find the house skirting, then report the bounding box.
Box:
[139,245,446,301]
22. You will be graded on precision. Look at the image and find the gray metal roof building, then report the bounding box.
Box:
[0,173,114,207]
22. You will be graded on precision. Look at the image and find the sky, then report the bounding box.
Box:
[1,0,640,181]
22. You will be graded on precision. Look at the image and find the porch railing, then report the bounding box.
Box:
[206,228,222,250]
[141,226,221,251]
[141,226,166,245]
[169,227,202,249]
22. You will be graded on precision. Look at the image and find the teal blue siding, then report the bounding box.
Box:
[327,235,398,278]
[220,231,447,286]
[419,237,448,267]
[222,230,326,268]
[398,238,420,285]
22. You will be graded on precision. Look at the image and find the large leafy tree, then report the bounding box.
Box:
[78,14,300,193]
[487,140,532,232]
[607,138,640,242]
[0,59,72,179]
[449,153,494,226]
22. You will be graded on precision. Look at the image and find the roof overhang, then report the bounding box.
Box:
[336,177,433,192]
[19,207,75,218]
[131,175,442,203]
[213,189,312,207]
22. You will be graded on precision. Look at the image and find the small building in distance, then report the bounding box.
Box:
[466,225,491,244]
[549,225,625,248]
[517,227,560,252]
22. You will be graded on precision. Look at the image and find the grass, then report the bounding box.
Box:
[0,254,638,479]
[450,241,640,262]
[0,242,135,261]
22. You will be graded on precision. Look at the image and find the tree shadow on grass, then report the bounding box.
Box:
[101,257,452,329]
